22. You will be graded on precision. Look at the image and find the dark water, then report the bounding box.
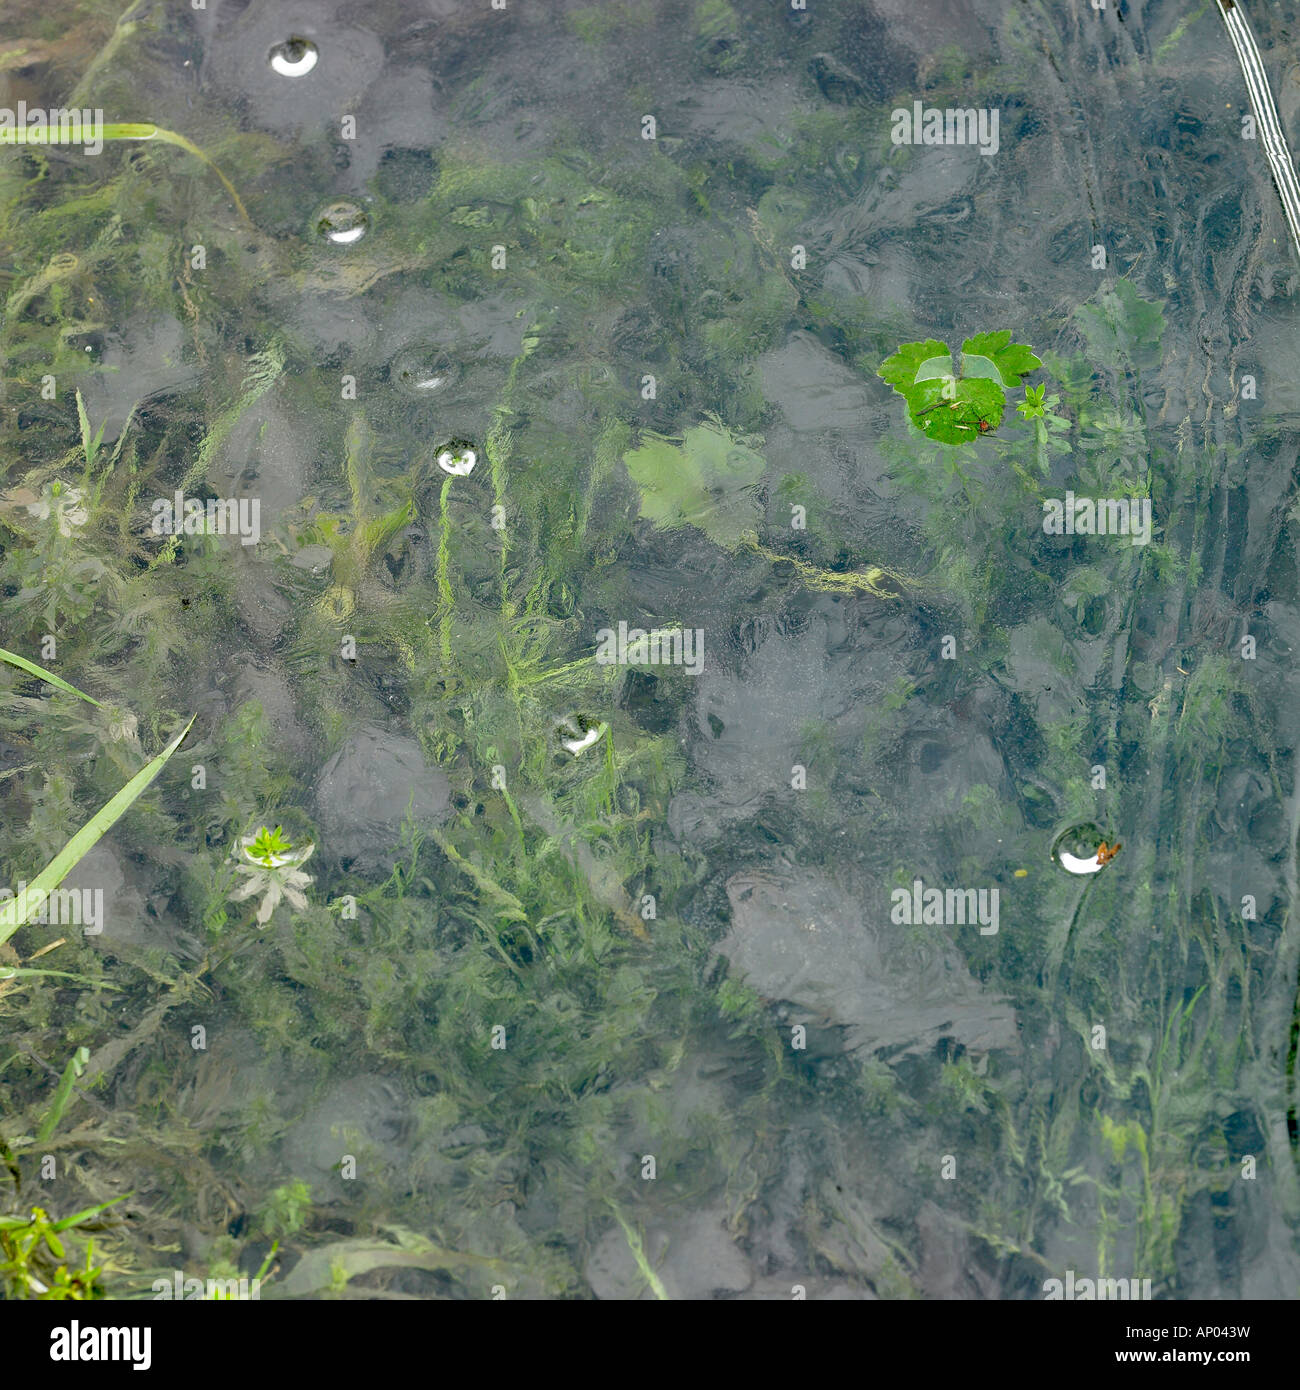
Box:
[1,0,1299,1303]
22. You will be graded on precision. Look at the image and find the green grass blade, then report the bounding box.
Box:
[50,1195,128,1233]
[37,1045,89,1143]
[136,126,252,228]
[251,1239,280,1286]
[0,122,251,227]
[76,388,94,469]
[607,1202,669,1300]
[0,715,194,946]
[106,403,138,472]
[0,966,120,989]
[0,647,102,708]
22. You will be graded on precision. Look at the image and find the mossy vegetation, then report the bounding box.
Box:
[0,0,1291,1302]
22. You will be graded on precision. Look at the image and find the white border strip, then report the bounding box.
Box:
[1216,0,1300,258]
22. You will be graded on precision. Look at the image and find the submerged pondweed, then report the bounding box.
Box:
[1,0,1292,1313]
[26,481,88,536]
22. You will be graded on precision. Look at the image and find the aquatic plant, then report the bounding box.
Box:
[0,1198,123,1300]
[877,331,1043,445]
[229,826,315,926]
[623,414,765,549]
[0,716,193,949]
[622,414,907,595]
[1016,384,1073,474]
[0,647,100,708]
[0,121,251,226]
[0,0,1284,1302]
[25,480,88,537]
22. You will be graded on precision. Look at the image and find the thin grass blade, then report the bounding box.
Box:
[0,647,102,708]
[75,389,94,469]
[50,1195,128,1233]
[36,1045,89,1144]
[0,122,251,226]
[0,966,120,988]
[0,716,194,946]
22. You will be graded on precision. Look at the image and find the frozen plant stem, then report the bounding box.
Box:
[436,474,455,664]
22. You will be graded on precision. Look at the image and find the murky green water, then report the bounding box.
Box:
[2,0,1299,1300]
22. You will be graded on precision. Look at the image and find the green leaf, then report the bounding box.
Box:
[878,331,1041,447]
[623,416,766,550]
[49,1196,128,1233]
[73,391,107,473]
[37,1046,90,1144]
[912,355,955,381]
[909,377,1005,444]
[1075,280,1165,372]
[960,331,1043,387]
[877,339,950,390]
[248,825,293,865]
[0,717,194,947]
[75,390,94,468]
[957,354,1008,383]
[0,648,102,708]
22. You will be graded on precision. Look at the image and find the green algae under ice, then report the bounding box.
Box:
[1,0,1295,1308]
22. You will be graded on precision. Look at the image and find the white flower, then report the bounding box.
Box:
[27,481,88,536]
[230,839,314,924]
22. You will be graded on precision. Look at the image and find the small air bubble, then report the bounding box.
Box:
[313,200,368,245]
[1050,822,1110,875]
[436,439,477,476]
[557,715,607,757]
[269,37,319,77]
[391,346,457,396]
